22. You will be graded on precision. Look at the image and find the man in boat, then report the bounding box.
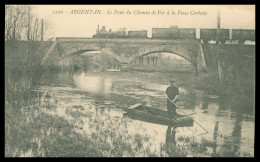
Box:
[165,80,179,119]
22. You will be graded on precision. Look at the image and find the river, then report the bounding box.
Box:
[35,69,255,157]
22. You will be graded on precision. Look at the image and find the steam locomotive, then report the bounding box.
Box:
[92,25,148,39]
[92,26,127,38]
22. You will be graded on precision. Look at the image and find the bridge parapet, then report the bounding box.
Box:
[56,37,200,45]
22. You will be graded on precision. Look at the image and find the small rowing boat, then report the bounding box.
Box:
[123,103,194,127]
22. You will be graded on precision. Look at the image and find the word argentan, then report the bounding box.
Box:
[69,9,102,14]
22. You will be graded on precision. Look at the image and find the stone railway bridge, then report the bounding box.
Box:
[41,37,207,73]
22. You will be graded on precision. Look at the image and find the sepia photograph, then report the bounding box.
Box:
[5,4,255,157]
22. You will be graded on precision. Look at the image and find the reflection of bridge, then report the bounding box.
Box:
[41,37,207,73]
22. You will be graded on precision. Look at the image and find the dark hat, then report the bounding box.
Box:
[170,80,175,83]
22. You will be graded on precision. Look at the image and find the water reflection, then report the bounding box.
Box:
[202,97,208,110]
[73,72,113,94]
[218,96,254,115]
[216,111,243,157]
[231,110,242,154]
[165,126,177,156]
[212,121,219,154]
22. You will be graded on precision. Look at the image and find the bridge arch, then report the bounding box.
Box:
[130,51,195,66]
[60,49,101,60]
[57,43,128,64]
[128,45,197,66]
[58,48,124,71]
[58,49,123,65]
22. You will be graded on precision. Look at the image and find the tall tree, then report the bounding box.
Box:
[5,5,51,41]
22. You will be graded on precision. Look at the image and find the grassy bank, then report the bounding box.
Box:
[191,71,254,102]
[200,44,255,99]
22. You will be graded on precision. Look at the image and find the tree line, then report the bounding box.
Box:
[134,53,161,66]
[5,5,51,41]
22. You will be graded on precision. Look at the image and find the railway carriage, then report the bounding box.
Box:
[127,30,148,38]
[232,29,255,44]
[152,28,179,39]
[178,28,196,39]
[200,29,230,44]
[200,29,217,43]
[219,29,230,44]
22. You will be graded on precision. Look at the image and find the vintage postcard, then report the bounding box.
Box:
[5,4,255,157]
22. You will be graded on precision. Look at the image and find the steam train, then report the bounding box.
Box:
[92,26,255,44]
[92,26,148,39]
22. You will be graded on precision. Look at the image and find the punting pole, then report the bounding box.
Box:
[172,101,209,135]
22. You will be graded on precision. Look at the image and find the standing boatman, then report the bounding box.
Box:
[165,80,179,119]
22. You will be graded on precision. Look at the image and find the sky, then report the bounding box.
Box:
[32,5,255,38]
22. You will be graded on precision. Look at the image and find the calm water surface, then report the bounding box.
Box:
[35,70,255,156]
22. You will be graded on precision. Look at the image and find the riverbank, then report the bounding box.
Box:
[5,68,254,157]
